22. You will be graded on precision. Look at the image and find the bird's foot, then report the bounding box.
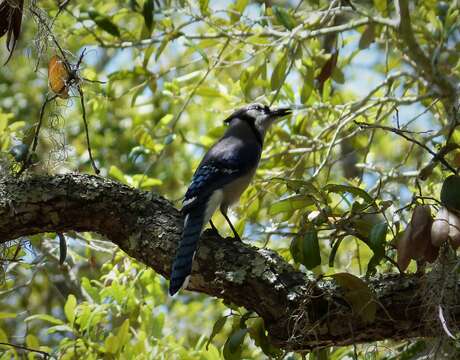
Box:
[208,220,222,237]
[229,233,243,243]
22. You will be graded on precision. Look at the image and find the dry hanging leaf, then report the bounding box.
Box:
[48,55,70,98]
[431,207,450,247]
[396,224,412,271]
[448,211,460,248]
[316,49,339,93]
[409,205,432,260]
[397,205,438,271]
[0,0,24,64]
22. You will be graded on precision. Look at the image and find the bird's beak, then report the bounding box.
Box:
[269,107,292,118]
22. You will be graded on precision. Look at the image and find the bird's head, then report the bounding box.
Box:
[224,103,291,138]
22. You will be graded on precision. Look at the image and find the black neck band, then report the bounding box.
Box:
[241,114,263,146]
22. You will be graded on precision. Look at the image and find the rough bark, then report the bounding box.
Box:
[0,174,457,351]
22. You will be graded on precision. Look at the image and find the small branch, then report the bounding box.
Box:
[355,121,458,175]
[17,94,58,176]
[77,86,99,174]
[0,342,50,359]
[394,0,456,102]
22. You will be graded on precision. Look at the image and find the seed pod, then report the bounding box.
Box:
[431,207,450,247]
[448,211,460,248]
[409,205,432,260]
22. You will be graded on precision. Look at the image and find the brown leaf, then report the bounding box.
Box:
[48,55,70,98]
[409,205,432,260]
[424,238,440,263]
[396,224,412,271]
[316,49,338,93]
[0,0,24,65]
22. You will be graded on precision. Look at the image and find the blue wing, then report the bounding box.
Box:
[182,137,261,213]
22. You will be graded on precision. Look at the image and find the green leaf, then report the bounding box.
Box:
[143,0,154,33]
[229,0,249,23]
[441,175,460,211]
[223,328,248,360]
[155,37,169,61]
[206,316,227,350]
[373,0,387,15]
[241,64,264,100]
[185,40,209,64]
[109,165,126,183]
[301,68,314,104]
[324,184,373,204]
[0,312,16,320]
[199,0,209,16]
[195,86,221,97]
[273,6,296,30]
[269,194,314,215]
[88,11,120,37]
[143,46,154,68]
[64,294,77,324]
[290,228,321,269]
[331,273,376,323]
[26,334,39,349]
[81,277,101,302]
[47,324,74,334]
[105,334,119,354]
[367,222,387,275]
[25,314,64,325]
[248,318,282,357]
[328,237,343,267]
[116,319,130,348]
[58,232,67,265]
[359,24,376,49]
[332,67,345,84]
[271,54,288,91]
[369,222,387,257]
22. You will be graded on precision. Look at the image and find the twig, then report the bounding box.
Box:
[17,94,58,176]
[355,121,457,175]
[0,342,50,359]
[170,38,230,130]
[77,86,99,174]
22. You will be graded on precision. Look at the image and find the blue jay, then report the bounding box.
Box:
[169,103,291,295]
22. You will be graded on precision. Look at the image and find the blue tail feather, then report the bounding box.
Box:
[169,204,207,296]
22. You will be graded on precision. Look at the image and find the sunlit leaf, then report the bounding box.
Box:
[88,11,120,37]
[269,194,314,215]
[331,273,376,323]
[324,184,373,204]
[271,53,288,91]
[25,314,64,325]
[273,6,296,30]
[64,294,77,324]
[206,316,227,350]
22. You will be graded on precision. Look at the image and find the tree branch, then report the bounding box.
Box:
[0,174,458,351]
[395,0,456,103]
